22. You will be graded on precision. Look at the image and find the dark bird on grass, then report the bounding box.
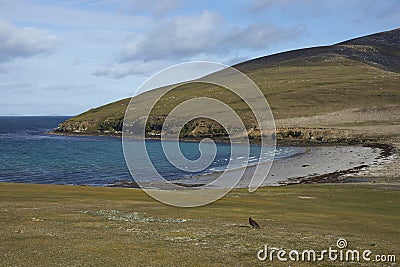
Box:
[249,217,260,229]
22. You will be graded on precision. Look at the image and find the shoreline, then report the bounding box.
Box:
[105,141,396,189]
[27,130,400,189]
[1,141,394,190]
[168,144,390,189]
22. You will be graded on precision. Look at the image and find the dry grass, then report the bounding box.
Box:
[1,182,399,266]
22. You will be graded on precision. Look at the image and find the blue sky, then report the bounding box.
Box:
[0,0,399,115]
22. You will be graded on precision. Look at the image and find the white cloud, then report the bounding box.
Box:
[0,81,37,92]
[94,61,168,79]
[118,10,302,64]
[120,10,225,62]
[246,0,400,21]
[38,0,183,17]
[100,0,183,17]
[0,63,11,73]
[0,1,152,32]
[0,18,59,62]
[44,83,95,92]
[225,23,302,50]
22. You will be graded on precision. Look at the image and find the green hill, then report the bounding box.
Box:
[55,28,400,141]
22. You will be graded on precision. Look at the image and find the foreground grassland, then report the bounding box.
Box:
[1,182,399,266]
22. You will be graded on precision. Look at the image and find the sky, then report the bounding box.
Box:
[0,0,399,115]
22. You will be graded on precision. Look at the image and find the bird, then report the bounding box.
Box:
[249,217,260,229]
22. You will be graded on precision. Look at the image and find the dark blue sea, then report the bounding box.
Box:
[0,116,303,186]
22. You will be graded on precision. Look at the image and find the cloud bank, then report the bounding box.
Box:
[0,18,59,62]
[95,11,302,78]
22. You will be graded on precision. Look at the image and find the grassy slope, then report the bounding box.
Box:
[58,58,400,136]
[57,28,400,136]
[1,182,399,266]
[246,59,399,119]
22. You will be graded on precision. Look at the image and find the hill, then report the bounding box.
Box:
[55,28,400,142]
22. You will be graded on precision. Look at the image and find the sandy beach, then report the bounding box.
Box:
[138,144,394,189]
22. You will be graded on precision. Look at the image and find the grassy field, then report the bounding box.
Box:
[1,182,399,266]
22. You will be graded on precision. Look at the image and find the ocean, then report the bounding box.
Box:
[0,116,303,186]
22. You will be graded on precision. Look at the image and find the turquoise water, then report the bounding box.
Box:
[0,116,303,186]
